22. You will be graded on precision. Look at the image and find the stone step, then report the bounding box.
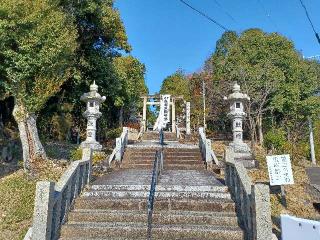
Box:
[164,164,205,170]
[165,155,202,159]
[130,154,201,159]
[165,148,200,153]
[129,159,202,165]
[82,190,232,200]
[60,222,243,240]
[164,160,202,165]
[67,209,239,226]
[75,198,236,212]
[122,163,153,169]
[90,184,229,193]
[165,152,201,157]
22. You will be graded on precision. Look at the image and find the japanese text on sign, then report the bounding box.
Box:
[267,154,294,186]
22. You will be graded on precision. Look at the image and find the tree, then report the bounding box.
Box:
[113,56,148,126]
[37,0,140,140]
[205,29,320,145]
[0,0,78,172]
[160,70,191,122]
[160,70,190,99]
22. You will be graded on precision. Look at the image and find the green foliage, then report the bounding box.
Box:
[112,56,148,120]
[70,148,107,165]
[160,70,191,100]
[37,1,147,139]
[70,147,82,161]
[0,0,78,113]
[264,128,286,151]
[105,127,122,140]
[204,29,320,142]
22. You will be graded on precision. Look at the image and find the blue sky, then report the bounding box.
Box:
[115,0,320,94]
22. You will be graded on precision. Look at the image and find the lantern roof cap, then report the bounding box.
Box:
[224,82,250,101]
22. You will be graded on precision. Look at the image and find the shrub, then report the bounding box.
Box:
[105,128,122,140]
[264,128,286,152]
[70,148,107,165]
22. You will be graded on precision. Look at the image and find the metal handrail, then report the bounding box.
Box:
[147,150,163,240]
[159,128,164,145]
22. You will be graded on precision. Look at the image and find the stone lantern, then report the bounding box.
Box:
[80,81,106,150]
[224,83,254,166]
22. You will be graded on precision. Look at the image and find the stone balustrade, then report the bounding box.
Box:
[225,147,272,240]
[24,148,93,240]
[108,127,129,165]
[199,127,220,169]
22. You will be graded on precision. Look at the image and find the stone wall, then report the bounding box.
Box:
[225,147,272,240]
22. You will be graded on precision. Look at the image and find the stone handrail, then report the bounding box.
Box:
[225,147,272,240]
[108,127,129,166]
[25,148,93,240]
[198,127,220,168]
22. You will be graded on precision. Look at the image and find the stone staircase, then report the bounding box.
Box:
[59,132,244,240]
[122,146,205,170]
[141,131,178,142]
[59,169,243,240]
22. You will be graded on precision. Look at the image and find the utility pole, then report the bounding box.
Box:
[202,79,206,130]
[309,117,316,165]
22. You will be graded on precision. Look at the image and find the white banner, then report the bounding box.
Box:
[153,95,171,131]
[267,154,294,186]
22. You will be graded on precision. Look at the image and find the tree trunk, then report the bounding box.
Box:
[13,102,46,172]
[257,114,264,145]
[119,106,124,127]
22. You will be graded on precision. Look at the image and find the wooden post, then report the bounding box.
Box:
[309,117,316,165]
[281,185,287,208]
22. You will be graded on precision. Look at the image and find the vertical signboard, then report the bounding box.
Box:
[267,154,294,186]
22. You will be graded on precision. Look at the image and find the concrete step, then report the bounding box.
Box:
[60,222,243,240]
[67,209,239,226]
[75,198,236,212]
[82,190,232,200]
[90,184,229,193]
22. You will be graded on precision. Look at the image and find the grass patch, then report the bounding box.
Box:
[0,160,66,240]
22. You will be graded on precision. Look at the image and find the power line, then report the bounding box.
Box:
[256,0,278,31]
[212,0,237,23]
[298,0,320,45]
[178,0,229,31]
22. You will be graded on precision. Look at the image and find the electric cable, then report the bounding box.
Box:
[178,0,229,31]
[299,0,320,44]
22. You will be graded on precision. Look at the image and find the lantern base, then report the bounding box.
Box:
[230,142,257,168]
[81,140,102,151]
